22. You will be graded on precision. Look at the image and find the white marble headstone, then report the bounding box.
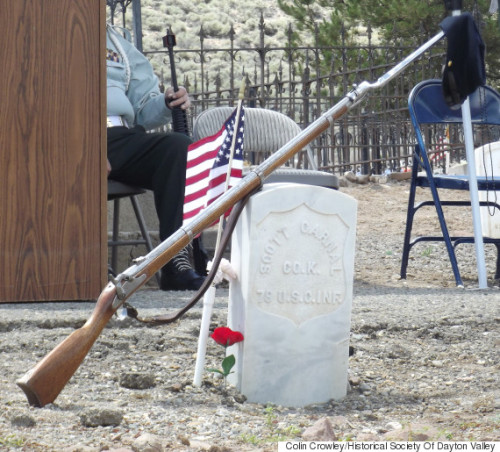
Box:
[227,183,357,407]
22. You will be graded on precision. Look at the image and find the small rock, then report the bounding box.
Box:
[338,177,349,187]
[356,432,379,441]
[169,383,183,392]
[370,175,388,184]
[61,446,99,452]
[349,375,361,386]
[132,433,163,452]
[383,422,440,441]
[359,382,371,393]
[302,417,337,441]
[233,393,247,403]
[330,415,350,428]
[11,413,36,427]
[120,372,156,390]
[189,440,212,451]
[388,171,412,181]
[385,421,403,431]
[387,344,409,359]
[344,171,357,183]
[356,174,370,184]
[362,411,378,421]
[207,446,232,452]
[79,407,123,427]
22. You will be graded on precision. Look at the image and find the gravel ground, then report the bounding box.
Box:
[0,180,499,451]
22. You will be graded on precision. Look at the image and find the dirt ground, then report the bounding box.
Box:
[343,178,500,289]
[0,178,498,451]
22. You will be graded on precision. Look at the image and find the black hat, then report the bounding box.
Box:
[439,12,486,107]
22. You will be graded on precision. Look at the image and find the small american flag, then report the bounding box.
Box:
[183,106,245,226]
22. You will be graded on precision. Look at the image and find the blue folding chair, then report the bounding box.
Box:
[401,79,500,286]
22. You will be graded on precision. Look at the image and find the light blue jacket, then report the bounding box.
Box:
[106,25,171,130]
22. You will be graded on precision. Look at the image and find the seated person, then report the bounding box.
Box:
[106,23,204,291]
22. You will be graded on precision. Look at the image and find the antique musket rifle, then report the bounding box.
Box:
[17,14,450,407]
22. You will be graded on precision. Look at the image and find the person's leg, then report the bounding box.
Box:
[107,126,205,290]
[108,126,187,239]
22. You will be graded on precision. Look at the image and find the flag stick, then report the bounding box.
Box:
[214,81,246,250]
[193,81,246,387]
[192,285,216,387]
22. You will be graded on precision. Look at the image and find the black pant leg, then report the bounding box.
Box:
[107,126,191,241]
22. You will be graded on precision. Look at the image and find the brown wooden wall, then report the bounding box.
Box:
[0,1,106,302]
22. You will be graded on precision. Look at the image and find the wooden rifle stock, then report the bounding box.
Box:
[162,27,190,135]
[16,27,445,407]
[17,284,118,407]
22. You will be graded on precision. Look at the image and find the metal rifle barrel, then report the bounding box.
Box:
[163,27,190,135]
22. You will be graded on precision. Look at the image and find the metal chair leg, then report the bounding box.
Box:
[108,193,161,286]
[401,154,419,279]
[111,198,121,276]
[424,158,464,287]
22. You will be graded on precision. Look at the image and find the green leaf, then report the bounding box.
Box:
[207,368,225,375]
[221,354,236,376]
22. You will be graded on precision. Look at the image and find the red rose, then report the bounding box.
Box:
[211,327,244,347]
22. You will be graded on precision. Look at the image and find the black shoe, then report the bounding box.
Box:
[160,247,205,291]
[160,268,205,291]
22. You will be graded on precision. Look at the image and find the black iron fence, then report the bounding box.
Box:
[108,1,471,175]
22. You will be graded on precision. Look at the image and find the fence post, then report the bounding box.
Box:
[258,12,266,108]
[302,52,310,134]
[132,0,142,52]
[198,26,207,111]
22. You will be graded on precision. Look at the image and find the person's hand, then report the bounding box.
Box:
[107,159,112,176]
[165,86,191,110]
